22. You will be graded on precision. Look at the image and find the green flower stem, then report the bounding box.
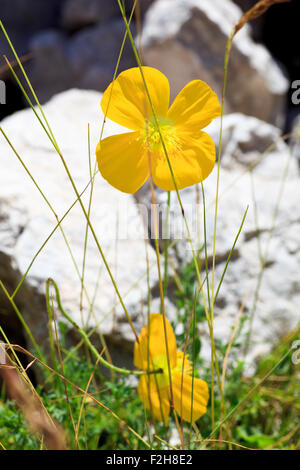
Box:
[79,124,93,328]
[46,278,159,377]
[210,33,233,311]
[201,183,211,314]
[146,158,175,410]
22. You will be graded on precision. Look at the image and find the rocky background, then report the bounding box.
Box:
[0,0,299,377]
[0,0,299,127]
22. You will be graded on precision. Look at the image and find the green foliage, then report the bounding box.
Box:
[0,401,40,450]
[0,263,299,450]
[0,344,148,450]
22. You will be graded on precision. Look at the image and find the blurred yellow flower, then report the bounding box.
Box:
[96,67,221,193]
[134,313,209,425]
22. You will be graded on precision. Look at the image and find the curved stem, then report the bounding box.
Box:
[46,278,161,377]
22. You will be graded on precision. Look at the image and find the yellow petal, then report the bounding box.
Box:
[101,67,170,131]
[96,131,149,193]
[151,131,216,191]
[172,371,209,423]
[137,375,170,426]
[167,80,221,132]
[134,313,177,370]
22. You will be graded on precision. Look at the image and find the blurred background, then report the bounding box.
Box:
[0,0,299,132]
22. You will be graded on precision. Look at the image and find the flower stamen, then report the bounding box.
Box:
[143,116,181,160]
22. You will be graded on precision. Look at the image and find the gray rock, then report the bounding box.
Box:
[61,0,119,31]
[28,21,136,103]
[29,31,74,104]
[140,0,288,126]
[61,0,155,31]
[0,0,61,32]
[0,0,61,60]
[68,21,136,83]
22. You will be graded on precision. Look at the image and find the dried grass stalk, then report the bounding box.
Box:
[233,0,291,36]
[0,353,67,450]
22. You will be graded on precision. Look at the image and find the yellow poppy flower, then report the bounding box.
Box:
[134,313,209,425]
[96,67,221,193]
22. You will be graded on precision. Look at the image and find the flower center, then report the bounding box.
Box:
[142,116,180,159]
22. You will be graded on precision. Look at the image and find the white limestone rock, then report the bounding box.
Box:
[0,89,157,366]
